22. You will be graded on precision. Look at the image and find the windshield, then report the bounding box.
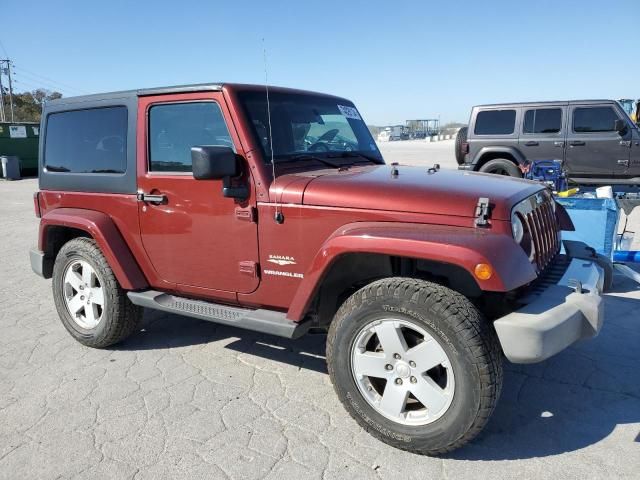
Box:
[238,91,383,163]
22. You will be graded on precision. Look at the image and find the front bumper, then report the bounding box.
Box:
[494,247,605,364]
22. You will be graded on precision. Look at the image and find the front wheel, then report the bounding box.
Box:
[326,278,502,455]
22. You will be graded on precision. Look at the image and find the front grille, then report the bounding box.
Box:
[528,254,569,294]
[523,197,560,272]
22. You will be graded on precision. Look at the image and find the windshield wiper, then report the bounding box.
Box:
[327,151,383,164]
[283,154,342,168]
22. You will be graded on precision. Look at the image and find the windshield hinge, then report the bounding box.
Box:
[474,197,492,227]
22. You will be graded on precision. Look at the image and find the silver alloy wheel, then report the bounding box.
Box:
[350,318,455,426]
[62,260,105,329]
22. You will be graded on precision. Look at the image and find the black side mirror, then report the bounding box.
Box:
[191,145,248,199]
[191,146,238,180]
[614,119,627,135]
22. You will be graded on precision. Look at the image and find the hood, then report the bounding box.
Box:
[274,165,544,221]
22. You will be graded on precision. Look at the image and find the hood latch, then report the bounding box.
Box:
[474,197,492,227]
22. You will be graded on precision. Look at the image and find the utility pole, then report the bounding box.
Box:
[0,66,5,122]
[0,59,14,122]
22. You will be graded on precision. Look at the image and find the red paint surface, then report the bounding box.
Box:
[300,166,542,221]
[39,207,147,290]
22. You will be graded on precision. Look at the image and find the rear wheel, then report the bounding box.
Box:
[479,158,522,177]
[454,127,468,165]
[327,278,502,455]
[52,238,142,348]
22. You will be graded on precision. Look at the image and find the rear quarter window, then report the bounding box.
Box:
[474,110,516,135]
[44,106,127,174]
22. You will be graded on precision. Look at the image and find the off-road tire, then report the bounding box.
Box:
[479,158,522,177]
[52,237,142,348]
[326,277,503,455]
[454,127,468,165]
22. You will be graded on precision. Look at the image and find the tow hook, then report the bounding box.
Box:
[474,197,492,227]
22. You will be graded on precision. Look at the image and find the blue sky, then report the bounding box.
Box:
[2,0,639,125]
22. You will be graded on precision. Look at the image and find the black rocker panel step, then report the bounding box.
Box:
[127,290,309,339]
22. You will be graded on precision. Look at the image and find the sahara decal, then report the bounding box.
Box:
[267,254,297,266]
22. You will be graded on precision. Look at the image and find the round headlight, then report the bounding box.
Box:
[511,213,524,243]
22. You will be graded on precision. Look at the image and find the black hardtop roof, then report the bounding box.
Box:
[45,82,349,107]
[474,99,618,109]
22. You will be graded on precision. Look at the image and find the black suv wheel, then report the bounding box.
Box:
[327,278,503,455]
[479,158,522,177]
[52,238,142,348]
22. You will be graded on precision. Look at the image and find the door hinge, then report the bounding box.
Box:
[235,207,257,223]
[239,261,258,277]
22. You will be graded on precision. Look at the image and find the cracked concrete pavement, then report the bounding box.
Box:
[1,177,639,479]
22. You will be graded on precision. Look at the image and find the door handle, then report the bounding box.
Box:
[137,192,167,204]
[553,141,564,147]
[524,141,539,146]
[569,141,585,146]
[617,159,630,166]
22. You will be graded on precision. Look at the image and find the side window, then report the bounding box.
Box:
[149,102,233,172]
[523,108,562,134]
[573,107,619,133]
[474,110,516,135]
[44,106,127,173]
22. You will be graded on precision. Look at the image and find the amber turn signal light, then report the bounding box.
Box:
[474,263,493,280]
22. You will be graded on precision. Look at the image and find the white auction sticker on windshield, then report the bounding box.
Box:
[337,105,361,120]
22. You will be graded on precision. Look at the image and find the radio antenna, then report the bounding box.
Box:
[263,39,283,224]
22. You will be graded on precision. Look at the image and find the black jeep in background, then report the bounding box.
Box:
[456,100,640,184]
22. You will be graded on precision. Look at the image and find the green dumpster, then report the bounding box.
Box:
[0,122,40,177]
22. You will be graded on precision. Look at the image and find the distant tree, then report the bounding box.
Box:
[1,88,62,122]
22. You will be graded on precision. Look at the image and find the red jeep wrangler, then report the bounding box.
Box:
[30,83,607,454]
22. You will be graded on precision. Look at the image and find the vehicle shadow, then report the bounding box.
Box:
[114,276,640,460]
[116,309,329,374]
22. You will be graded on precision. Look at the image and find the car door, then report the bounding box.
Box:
[565,103,631,178]
[629,127,640,178]
[137,92,259,294]
[518,105,566,162]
